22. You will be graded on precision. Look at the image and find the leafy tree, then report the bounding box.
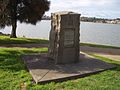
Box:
[0,0,50,38]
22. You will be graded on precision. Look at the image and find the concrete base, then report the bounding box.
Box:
[21,52,115,84]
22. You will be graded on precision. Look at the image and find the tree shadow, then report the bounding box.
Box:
[21,53,117,74]
[0,49,46,72]
[20,52,119,84]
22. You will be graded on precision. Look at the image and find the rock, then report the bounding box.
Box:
[48,11,81,64]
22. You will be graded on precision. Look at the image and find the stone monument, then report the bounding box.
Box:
[22,12,115,84]
[48,11,80,64]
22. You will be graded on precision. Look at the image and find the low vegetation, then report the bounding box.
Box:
[0,36,120,49]
[0,36,48,45]
[0,47,120,90]
[0,36,120,90]
[81,43,120,49]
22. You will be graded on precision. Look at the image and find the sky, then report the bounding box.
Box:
[45,0,120,19]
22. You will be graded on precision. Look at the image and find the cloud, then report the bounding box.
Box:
[46,0,120,18]
[51,0,114,8]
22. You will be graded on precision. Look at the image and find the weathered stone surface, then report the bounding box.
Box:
[48,11,80,64]
[22,52,115,84]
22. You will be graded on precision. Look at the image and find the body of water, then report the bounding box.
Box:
[0,20,120,47]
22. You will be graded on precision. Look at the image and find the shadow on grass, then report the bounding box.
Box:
[89,54,120,71]
[107,62,120,72]
[0,48,47,72]
[21,52,116,74]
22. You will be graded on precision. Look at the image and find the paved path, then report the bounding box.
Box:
[80,46,120,61]
[0,44,120,61]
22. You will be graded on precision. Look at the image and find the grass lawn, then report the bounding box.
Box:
[0,36,48,44]
[0,36,120,90]
[0,47,120,90]
[1,36,120,49]
[80,43,120,49]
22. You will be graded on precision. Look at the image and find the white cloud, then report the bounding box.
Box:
[45,0,120,18]
[51,0,114,8]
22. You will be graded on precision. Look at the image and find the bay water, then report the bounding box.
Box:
[1,20,120,47]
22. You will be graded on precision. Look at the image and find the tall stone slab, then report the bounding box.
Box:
[48,11,80,64]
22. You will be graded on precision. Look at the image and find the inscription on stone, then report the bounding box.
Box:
[64,29,74,47]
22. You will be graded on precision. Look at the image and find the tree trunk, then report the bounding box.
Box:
[10,20,17,38]
[10,0,17,38]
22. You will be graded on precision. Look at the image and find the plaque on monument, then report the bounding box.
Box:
[64,29,74,47]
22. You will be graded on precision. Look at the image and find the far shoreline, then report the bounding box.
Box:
[42,19,120,25]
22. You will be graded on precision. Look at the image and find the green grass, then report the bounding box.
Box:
[0,36,120,90]
[0,47,48,90]
[80,43,120,49]
[0,36,48,44]
[0,47,120,90]
[0,35,120,49]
